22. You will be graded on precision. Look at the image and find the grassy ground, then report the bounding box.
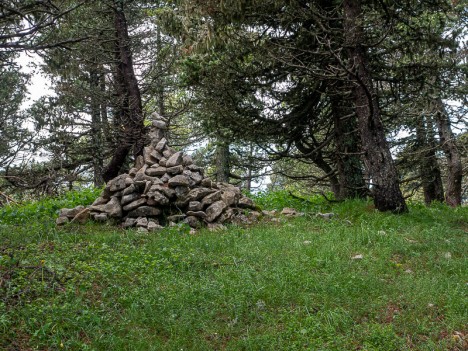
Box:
[0,192,467,350]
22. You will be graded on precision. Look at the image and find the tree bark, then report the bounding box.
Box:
[215,139,230,183]
[89,65,105,187]
[434,98,462,206]
[343,0,407,213]
[415,116,444,204]
[102,1,145,182]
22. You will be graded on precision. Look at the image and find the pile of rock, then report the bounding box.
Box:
[56,114,257,231]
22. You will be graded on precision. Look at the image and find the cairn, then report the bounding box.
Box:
[56,114,257,231]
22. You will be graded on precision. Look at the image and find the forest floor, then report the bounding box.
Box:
[0,191,467,350]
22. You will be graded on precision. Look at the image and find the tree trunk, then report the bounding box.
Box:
[415,116,444,204]
[343,0,407,213]
[434,98,462,206]
[102,1,145,182]
[215,140,230,183]
[89,66,105,187]
[330,88,367,200]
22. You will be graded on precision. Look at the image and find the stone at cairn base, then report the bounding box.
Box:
[57,113,258,230]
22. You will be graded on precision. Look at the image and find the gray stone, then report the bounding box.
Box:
[221,190,237,206]
[59,206,85,219]
[207,223,227,232]
[186,211,206,219]
[201,191,222,206]
[149,129,165,145]
[135,155,145,169]
[127,206,161,218]
[160,173,171,183]
[128,167,138,176]
[186,187,215,201]
[183,155,194,166]
[56,216,69,225]
[317,212,334,220]
[200,178,212,188]
[175,186,189,198]
[122,198,147,212]
[167,214,186,222]
[146,166,167,176]
[150,150,163,161]
[121,192,141,206]
[150,184,176,199]
[188,201,203,211]
[152,120,167,130]
[123,184,137,196]
[158,157,167,167]
[281,208,297,216]
[125,177,134,186]
[71,208,90,224]
[238,196,255,209]
[92,197,108,206]
[109,174,128,192]
[162,147,176,159]
[147,221,164,232]
[188,164,204,173]
[137,227,149,233]
[168,175,189,187]
[185,216,201,228]
[167,165,184,174]
[123,218,137,228]
[104,197,123,218]
[143,146,158,165]
[189,172,203,186]
[166,151,183,168]
[143,181,152,194]
[93,213,108,222]
[205,200,227,222]
[136,217,148,227]
[147,191,169,205]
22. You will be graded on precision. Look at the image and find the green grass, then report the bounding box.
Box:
[0,193,467,350]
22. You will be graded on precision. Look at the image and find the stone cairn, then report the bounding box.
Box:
[56,114,258,232]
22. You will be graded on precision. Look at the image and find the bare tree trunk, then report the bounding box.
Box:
[102,1,145,182]
[215,140,230,183]
[415,116,444,204]
[89,66,104,187]
[343,0,407,213]
[434,98,462,206]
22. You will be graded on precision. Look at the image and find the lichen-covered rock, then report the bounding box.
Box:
[166,151,183,168]
[56,216,69,225]
[168,175,189,187]
[122,198,146,212]
[104,197,123,218]
[205,200,227,222]
[127,206,161,218]
[71,208,90,224]
[59,206,85,219]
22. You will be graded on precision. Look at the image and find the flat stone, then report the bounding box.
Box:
[200,178,212,188]
[123,218,137,228]
[238,196,255,209]
[93,213,108,222]
[149,129,165,145]
[137,227,149,233]
[281,207,297,216]
[188,201,203,211]
[186,187,216,201]
[189,172,203,186]
[150,150,163,161]
[147,191,169,205]
[143,181,152,194]
[201,191,222,206]
[123,184,137,196]
[104,197,123,218]
[134,155,145,169]
[166,151,183,167]
[92,197,107,206]
[160,173,171,183]
[136,217,148,227]
[146,166,167,176]
[71,208,90,224]
[109,174,128,192]
[205,200,227,222]
[188,164,204,173]
[186,211,206,219]
[122,198,147,212]
[56,216,69,225]
[158,157,167,167]
[143,146,158,165]
[59,206,85,219]
[148,221,164,232]
[125,177,134,186]
[221,190,237,206]
[167,214,186,222]
[128,167,138,176]
[150,184,176,199]
[185,216,201,228]
[183,155,194,166]
[162,147,176,159]
[168,175,189,187]
[121,192,141,206]
[175,186,189,198]
[167,165,184,174]
[127,206,161,218]
[207,223,227,232]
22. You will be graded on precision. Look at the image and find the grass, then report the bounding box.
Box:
[0,192,467,350]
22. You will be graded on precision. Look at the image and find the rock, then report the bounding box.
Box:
[351,254,363,260]
[188,172,203,186]
[168,175,189,187]
[146,166,167,176]
[150,150,163,161]
[134,155,145,169]
[122,198,147,212]
[262,210,277,216]
[123,184,137,196]
[56,216,69,225]
[160,173,171,183]
[121,192,141,206]
[205,200,227,222]
[125,177,134,186]
[149,129,165,145]
[183,155,193,166]
[221,190,237,206]
[150,185,176,199]
[159,157,167,167]
[186,211,206,219]
[201,191,222,206]
[127,206,161,218]
[189,228,197,235]
[147,191,169,205]
[186,188,215,201]
[152,120,167,130]
[136,217,148,228]
[185,216,201,228]
[59,206,85,219]
[148,221,164,232]
[188,164,204,173]
[92,197,108,206]
[167,214,186,222]
[317,212,334,220]
[123,218,137,228]
[163,147,175,159]
[166,151,183,168]
[143,181,153,195]
[200,178,212,187]
[129,168,138,176]
[137,227,149,233]
[167,165,184,174]
[104,197,123,218]
[238,196,255,209]
[108,175,130,193]
[71,208,90,224]
[93,213,108,222]
[174,186,189,198]
[281,208,297,216]
[188,201,203,211]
